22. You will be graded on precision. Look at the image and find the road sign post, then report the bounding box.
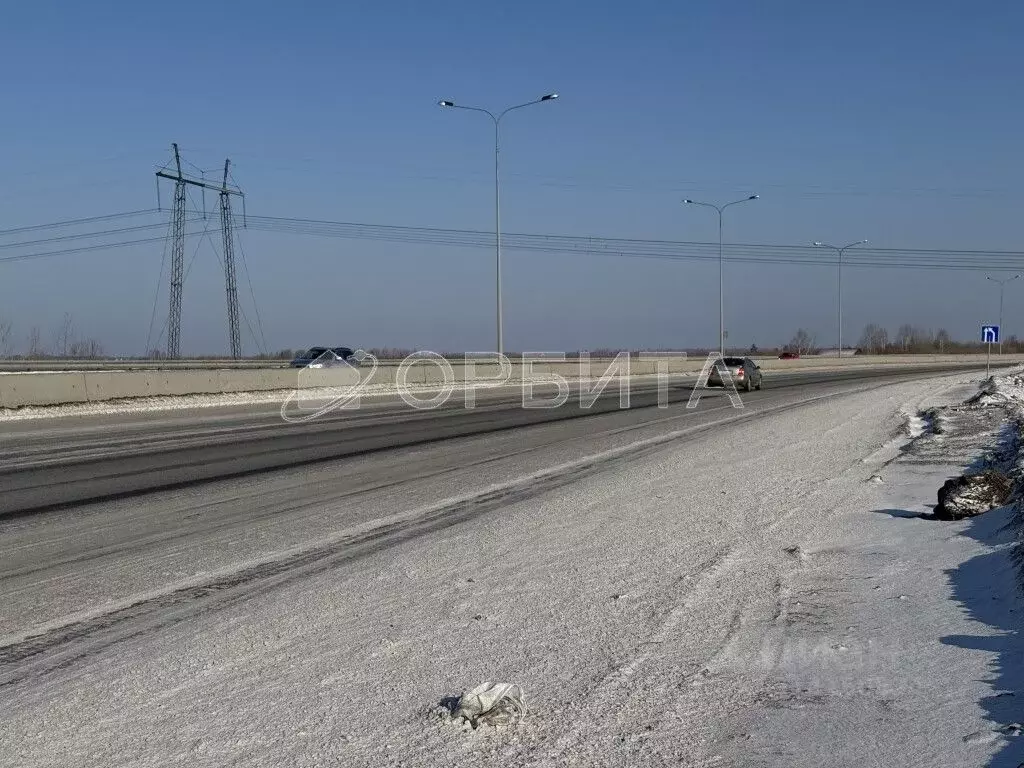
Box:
[982,325,1000,378]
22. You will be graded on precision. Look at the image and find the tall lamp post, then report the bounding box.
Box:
[813,240,868,358]
[438,93,559,355]
[683,195,759,358]
[987,274,1020,354]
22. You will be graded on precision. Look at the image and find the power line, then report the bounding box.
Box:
[241,214,1024,271]
[235,230,268,355]
[0,230,213,265]
[0,218,202,251]
[0,209,160,238]
[3,209,1024,273]
[145,216,174,354]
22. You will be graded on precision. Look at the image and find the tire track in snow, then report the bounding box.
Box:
[0,392,861,689]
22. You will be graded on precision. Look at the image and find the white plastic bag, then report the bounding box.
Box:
[453,681,527,727]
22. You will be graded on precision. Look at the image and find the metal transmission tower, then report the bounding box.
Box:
[156,144,245,358]
[166,148,187,359]
[219,159,241,358]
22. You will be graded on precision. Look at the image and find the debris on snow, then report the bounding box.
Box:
[968,375,1024,407]
[935,469,1014,520]
[437,682,527,729]
[782,544,809,561]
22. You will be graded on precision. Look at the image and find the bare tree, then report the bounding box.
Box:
[68,338,105,359]
[895,324,915,352]
[858,324,889,354]
[52,313,74,357]
[27,326,43,357]
[788,329,815,356]
[935,329,951,353]
[0,318,12,358]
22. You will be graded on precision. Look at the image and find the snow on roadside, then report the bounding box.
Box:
[715,372,1024,767]
[2,369,1015,768]
[972,372,1024,409]
[904,410,928,438]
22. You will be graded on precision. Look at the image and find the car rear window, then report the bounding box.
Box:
[722,357,745,366]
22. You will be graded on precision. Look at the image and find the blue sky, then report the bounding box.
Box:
[1,0,1022,354]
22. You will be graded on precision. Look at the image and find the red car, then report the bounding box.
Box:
[778,351,800,360]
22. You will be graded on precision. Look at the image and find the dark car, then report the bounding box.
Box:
[778,351,800,360]
[289,346,357,368]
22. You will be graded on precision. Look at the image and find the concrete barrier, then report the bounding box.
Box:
[2,354,1022,410]
[0,371,89,408]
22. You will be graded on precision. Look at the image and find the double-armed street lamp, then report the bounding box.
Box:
[438,93,559,355]
[813,240,868,358]
[682,195,759,358]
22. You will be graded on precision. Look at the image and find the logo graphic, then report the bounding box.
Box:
[687,353,745,409]
[280,349,379,423]
[276,350,752,423]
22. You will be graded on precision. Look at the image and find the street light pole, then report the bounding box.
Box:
[814,240,868,358]
[438,93,559,355]
[986,274,1020,354]
[683,196,759,358]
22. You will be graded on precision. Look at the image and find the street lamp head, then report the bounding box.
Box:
[748,195,759,200]
[683,199,694,204]
[813,241,825,247]
[540,93,559,101]
[438,100,455,107]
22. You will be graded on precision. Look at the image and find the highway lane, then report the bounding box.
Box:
[0,361,1013,518]
[0,362,1007,654]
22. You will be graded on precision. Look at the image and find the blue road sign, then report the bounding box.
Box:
[982,325,1000,344]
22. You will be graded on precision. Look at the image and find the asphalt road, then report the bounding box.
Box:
[0,362,1010,519]
[0,361,1011,688]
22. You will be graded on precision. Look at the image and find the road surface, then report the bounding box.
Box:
[0,362,1017,766]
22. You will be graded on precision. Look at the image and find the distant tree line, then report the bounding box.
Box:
[856,324,1012,354]
[0,313,105,359]
[767,324,1019,357]
[0,316,1016,361]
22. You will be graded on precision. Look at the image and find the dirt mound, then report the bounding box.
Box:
[934,469,1014,520]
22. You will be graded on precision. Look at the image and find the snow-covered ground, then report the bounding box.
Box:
[3,371,1023,767]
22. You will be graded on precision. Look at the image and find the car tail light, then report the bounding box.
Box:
[736,369,744,377]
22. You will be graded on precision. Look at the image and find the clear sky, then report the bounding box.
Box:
[1,0,1022,355]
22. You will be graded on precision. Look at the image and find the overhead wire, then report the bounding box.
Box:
[240,214,1024,272]
[145,216,173,354]
[0,231,211,265]
[2,210,1023,273]
[0,209,161,237]
[235,231,268,355]
[0,218,201,251]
